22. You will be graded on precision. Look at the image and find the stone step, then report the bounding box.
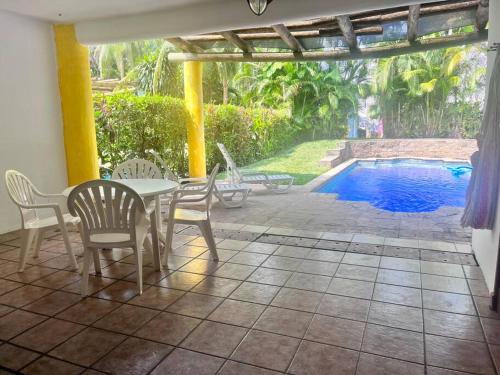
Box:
[326,149,341,156]
[319,154,341,168]
[319,142,348,168]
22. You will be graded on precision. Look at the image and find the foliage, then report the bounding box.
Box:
[371,44,485,138]
[234,61,368,139]
[243,140,340,185]
[204,104,295,169]
[94,93,296,176]
[94,92,189,174]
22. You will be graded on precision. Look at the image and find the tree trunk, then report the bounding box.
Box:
[222,78,229,105]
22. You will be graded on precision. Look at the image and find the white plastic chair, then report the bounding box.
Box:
[67,180,160,297]
[149,150,207,184]
[150,150,250,208]
[217,143,294,193]
[163,164,220,265]
[112,159,163,180]
[4,170,79,272]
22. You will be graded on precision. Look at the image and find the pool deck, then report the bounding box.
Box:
[210,183,471,245]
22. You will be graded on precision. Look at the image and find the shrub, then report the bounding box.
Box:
[94,93,296,177]
[94,92,189,174]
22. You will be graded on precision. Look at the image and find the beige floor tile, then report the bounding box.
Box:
[362,324,424,364]
[425,334,495,374]
[231,330,300,372]
[135,312,200,345]
[289,340,358,375]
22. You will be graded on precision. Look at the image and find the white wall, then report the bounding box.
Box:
[0,10,67,234]
[472,0,500,293]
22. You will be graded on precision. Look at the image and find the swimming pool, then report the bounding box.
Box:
[315,159,471,213]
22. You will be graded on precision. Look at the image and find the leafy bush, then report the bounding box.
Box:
[94,93,296,177]
[94,92,189,175]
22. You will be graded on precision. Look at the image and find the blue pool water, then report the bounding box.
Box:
[315,159,471,213]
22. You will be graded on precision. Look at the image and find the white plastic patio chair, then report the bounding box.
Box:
[149,150,207,185]
[4,170,79,272]
[163,164,220,265]
[217,143,294,193]
[112,158,163,180]
[149,150,251,208]
[67,180,160,297]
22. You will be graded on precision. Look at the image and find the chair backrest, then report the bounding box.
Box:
[205,164,220,211]
[5,170,39,224]
[148,150,178,181]
[112,159,163,180]
[217,143,242,183]
[67,180,145,244]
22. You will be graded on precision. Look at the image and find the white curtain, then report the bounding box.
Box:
[462,49,500,229]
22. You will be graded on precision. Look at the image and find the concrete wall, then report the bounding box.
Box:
[0,11,67,234]
[346,139,477,161]
[471,0,500,294]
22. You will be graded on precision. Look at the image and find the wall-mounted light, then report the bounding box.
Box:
[247,0,274,16]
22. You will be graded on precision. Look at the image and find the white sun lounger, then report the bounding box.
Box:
[217,143,294,194]
[214,182,251,208]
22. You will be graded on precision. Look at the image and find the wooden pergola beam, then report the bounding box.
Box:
[351,0,479,24]
[185,26,382,43]
[220,31,255,53]
[407,5,421,43]
[475,0,489,31]
[166,37,204,53]
[272,24,305,52]
[336,15,357,49]
[168,31,487,62]
[181,0,483,44]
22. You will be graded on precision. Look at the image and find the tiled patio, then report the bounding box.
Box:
[0,224,497,375]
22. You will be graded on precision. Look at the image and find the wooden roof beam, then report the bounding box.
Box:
[475,0,489,31]
[272,24,305,52]
[166,37,205,53]
[168,31,487,62]
[407,5,421,43]
[220,31,255,53]
[184,26,383,43]
[336,15,358,49]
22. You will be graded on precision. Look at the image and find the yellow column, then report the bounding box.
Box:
[184,61,206,178]
[53,24,99,186]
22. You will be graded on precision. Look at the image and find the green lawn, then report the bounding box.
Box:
[240,140,340,185]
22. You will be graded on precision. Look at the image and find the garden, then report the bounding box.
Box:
[93,35,486,184]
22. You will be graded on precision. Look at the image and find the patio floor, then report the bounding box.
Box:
[209,187,471,243]
[0,221,497,375]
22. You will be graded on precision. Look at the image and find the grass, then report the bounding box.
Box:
[240,139,340,185]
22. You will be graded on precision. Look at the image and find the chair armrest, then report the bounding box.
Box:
[35,192,66,199]
[179,177,208,184]
[171,189,210,204]
[181,182,208,190]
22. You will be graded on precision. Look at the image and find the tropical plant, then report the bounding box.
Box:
[235,61,367,139]
[371,43,485,137]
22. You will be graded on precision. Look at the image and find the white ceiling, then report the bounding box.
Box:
[0,0,213,22]
[0,0,431,44]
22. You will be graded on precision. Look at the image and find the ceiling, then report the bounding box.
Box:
[0,0,434,44]
[0,0,213,22]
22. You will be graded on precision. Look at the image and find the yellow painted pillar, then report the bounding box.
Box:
[53,24,99,186]
[184,61,206,178]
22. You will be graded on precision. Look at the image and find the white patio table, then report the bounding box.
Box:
[63,178,179,254]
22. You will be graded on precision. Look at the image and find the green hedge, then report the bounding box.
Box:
[94,92,296,177]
